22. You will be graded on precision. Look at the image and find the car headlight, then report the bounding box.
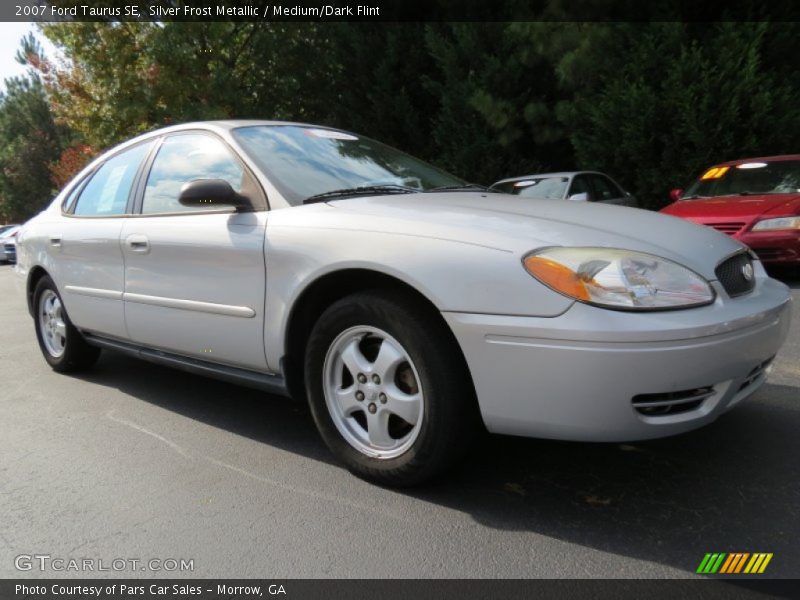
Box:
[523,247,715,310]
[751,216,800,231]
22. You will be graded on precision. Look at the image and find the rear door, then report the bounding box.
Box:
[56,140,154,339]
[120,132,269,371]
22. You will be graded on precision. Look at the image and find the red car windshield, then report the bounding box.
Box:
[683,159,800,199]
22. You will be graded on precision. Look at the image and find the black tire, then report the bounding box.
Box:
[304,290,481,486]
[33,275,101,373]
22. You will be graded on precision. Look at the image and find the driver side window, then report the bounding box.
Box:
[142,134,245,214]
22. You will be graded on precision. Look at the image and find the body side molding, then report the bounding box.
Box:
[123,292,256,318]
[64,285,123,300]
[64,287,256,318]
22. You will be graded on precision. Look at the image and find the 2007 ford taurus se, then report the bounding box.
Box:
[15,121,792,485]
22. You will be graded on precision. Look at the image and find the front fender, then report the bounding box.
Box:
[263,223,573,371]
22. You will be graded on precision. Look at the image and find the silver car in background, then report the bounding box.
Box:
[14,121,791,486]
[0,226,21,263]
[492,171,638,207]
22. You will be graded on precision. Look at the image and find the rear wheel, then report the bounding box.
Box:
[33,275,100,372]
[304,290,479,486]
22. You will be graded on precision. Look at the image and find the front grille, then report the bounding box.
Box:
[632,386,715,416]
[715,252,755,298]
[738,357,774,393]
[708,222,746,236]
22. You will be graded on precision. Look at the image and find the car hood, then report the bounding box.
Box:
[322,192,744,280]
[661,194,800,219]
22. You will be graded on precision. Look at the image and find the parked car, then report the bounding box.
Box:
[0,226,20,263]
[0,224,19,236]
[661,155,800,265]
[15,121,791,485]
[3,238,16,264]
[491,171,638,207]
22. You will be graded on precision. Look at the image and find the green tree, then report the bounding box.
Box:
[26,13,800,207]
[555,22,800,208]
[423,22,572,183]
[36,20,338,151]
[0,71,65,221]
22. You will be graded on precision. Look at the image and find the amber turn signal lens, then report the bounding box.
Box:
[523,256,591,301]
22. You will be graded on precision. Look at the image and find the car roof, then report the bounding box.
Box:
[145,119,331,135]
[714,154,800,167]
[492,171,605,186]
[204,119,322,129]
[86,120,347,173]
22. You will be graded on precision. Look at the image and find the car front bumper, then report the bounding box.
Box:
[737,230,800,264]
[444,277,792,442]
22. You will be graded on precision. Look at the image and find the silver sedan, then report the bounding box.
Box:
[14,121,791,485]
[492,171,638,207]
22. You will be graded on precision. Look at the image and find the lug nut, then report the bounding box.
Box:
[355,391,365,401]
[368,403,377,414]
[379,393,387,404]
[372,374,381,384]
[357,373,367,384]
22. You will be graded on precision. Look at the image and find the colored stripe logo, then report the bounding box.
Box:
[697,553,773,574]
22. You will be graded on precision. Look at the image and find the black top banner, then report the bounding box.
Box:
[3,0,800,23]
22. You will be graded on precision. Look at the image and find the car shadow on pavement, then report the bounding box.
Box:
[76,349,800,579]
[428,382,800,579]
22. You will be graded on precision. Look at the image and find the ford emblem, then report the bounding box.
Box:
[742,262,754,281]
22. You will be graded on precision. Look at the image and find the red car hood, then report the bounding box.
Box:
[661,193,800,220]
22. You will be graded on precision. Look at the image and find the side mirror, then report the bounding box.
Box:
[179,179,250,209]
[568,192,588,202]
[669,188,683,202]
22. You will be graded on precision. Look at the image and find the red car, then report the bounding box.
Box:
[661,155,800,265]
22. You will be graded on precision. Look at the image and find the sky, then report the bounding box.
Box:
[0,22,59,91]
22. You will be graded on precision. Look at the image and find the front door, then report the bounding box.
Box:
[121,132,269,371]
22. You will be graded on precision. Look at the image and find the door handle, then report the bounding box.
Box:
[125,234,150,253]
[49,234,62,248]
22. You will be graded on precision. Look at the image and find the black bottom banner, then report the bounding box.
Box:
[4,579,800,600]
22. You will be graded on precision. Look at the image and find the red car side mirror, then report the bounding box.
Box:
[669,188,683,202]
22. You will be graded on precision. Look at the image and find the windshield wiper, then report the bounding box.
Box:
[302,185,417,204]
[683,194,708,200]
[425,183,489,192]
[736,190,795,196]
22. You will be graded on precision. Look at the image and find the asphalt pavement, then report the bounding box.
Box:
[1,264,798,579]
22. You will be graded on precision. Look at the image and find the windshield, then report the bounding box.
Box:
[493,176,568,199]
[683,159,800,198]
[232,125,465,204]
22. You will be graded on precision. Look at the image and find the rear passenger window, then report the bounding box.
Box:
[73,142,152,216]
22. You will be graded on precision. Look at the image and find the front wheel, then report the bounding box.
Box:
[304,290,480,486]
[33,275,101,372]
